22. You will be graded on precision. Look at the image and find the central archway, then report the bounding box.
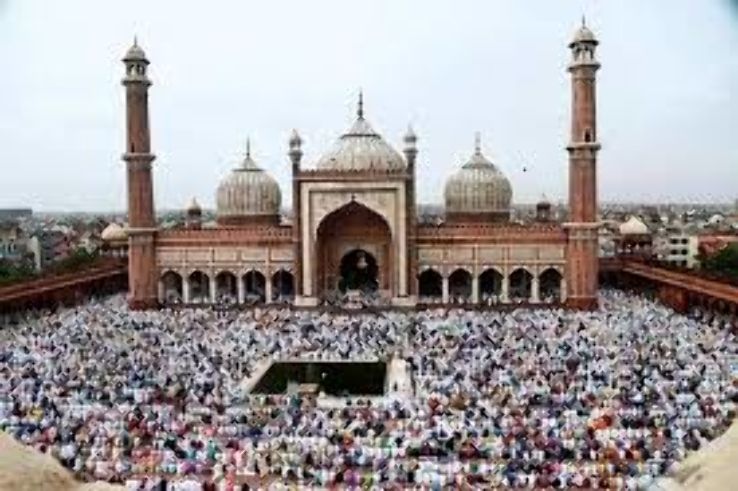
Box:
[316,201,392,299]
[339,249,379,292]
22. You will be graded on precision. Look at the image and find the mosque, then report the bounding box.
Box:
[119,21,601,310]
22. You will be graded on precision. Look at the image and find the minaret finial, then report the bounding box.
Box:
[357,89,364,119]
[474,132,482,155]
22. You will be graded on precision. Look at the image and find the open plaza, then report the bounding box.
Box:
[1,291,737,489]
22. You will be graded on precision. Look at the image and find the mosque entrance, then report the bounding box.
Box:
[339,249,379,293]
[315,201,392,298]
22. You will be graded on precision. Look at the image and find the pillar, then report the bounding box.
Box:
[122,39,158,310]
[183,277,191,304]
[157,279,165,303]
[560,278,567,303]
[209,276,217,304]
[265,274,273,304]
[564,19,601,311]
[289,130,303,300]
[531,276,540,303]
[442,276,449,304]
[501,275,510,303]
[471,275,480,304]
[237,276,245,304]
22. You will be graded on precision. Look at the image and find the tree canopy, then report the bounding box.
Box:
[701,243,738,280]
[0,248,100,287]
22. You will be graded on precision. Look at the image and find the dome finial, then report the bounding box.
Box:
[404,124,417,141]
[246,137,251,159]
[581,15,586,28]
[474,132,482,155]
[357,89,364,119]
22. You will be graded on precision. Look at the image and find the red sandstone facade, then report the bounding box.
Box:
[122,23,602,310]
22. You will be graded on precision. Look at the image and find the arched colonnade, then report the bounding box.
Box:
[158,268,295,305]
[418,265,565,305]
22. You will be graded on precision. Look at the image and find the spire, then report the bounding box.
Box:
[239,137,258,170]
[581,15,586,28]
[187,196,201,212]
[123,35,148,63]
[357,89,364,119]
[289,129,302,148]
[474,132,482,155]
[404,124,417,143]
[403,124,417,156]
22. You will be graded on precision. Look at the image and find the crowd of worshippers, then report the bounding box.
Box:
[1,290,738,490]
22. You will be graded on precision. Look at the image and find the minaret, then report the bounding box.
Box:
[121,38,158,309]
[289,129,304,300]
[565,18,601,310]
[403,125,418,297]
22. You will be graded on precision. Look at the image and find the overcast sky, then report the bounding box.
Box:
[0,0,736,212]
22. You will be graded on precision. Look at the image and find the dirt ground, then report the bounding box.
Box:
[651,422,738,491]
[0,433,121,491]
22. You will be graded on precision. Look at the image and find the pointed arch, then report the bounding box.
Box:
[509,268,533,301]
[479,268,503,301]
[188,270,210,304]
[161,270,183,303]
[272,269,295,302]
[315,200,392,298]
[243,270,266,303]
[448,268,472,301]
[539,267,563,303]
[418,268,442,298]
[215,271,238,302]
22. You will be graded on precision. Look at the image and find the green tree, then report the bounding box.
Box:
[0,258,36,286]
[50,248,99,274]
[701,243,738,280]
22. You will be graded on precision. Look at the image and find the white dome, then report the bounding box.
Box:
[619,216,649,235]
[216,143,281,221]
[101,223,128,242]
[123,39,148,62]
[444,136,512,218]
[570,19,598,46]
[708,214,725,225]
[315,96,405,172]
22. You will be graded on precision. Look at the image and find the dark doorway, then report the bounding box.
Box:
[272,270,295,301]
[540,268,563,302]
[243,270,266,303]
[339,249,379,293]
[448,269,472,301]
[479,269,503,299]
[418,269,442,297]
[509,268,533,300]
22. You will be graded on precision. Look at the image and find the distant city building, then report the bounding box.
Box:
[615,216,653,260]
[0,209,32,221]
[654,232,699,268]
[0,220,32,266]
[28,230,72,271]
